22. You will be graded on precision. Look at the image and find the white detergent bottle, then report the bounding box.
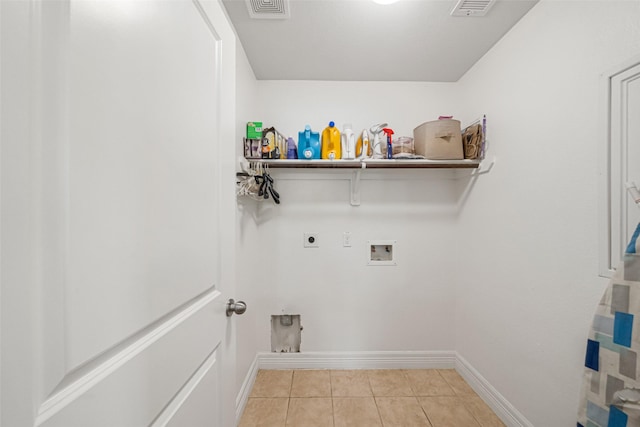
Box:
[341,123,356,160]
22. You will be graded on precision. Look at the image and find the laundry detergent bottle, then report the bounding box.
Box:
[321,121,341,160]
[341,123,356,160]
[297,125,320,160]
[286,137,298,159]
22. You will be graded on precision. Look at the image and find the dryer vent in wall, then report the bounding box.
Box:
[271,315,302,353]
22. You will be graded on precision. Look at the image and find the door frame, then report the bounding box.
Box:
[599,54,640,277]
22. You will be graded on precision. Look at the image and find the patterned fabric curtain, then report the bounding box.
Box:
[578,224,640,427]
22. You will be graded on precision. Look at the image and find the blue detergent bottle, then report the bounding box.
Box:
[297,125,320,160]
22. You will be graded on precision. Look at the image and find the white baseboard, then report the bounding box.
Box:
[235,355,258,424]
[455,354,534,427]
[257,350,456,370]
[235,351,534,427]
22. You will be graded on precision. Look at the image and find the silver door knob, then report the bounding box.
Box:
[226,299,247,317]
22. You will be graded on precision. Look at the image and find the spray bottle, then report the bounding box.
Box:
[382,127,394,159]
[369,123,387,159]
[341,123,356,160]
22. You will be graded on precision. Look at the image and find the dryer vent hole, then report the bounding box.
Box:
[271,315,302,353]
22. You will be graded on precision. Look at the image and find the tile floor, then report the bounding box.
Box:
[239,369,506,427]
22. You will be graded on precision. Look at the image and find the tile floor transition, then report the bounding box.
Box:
[239,369,506,427]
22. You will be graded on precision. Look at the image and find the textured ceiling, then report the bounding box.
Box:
[222,0,539,82]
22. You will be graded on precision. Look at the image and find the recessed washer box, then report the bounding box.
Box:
[367,240,397,266]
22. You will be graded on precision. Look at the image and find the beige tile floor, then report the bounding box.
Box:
[239,369,505,427]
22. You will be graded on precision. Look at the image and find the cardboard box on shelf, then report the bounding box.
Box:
[413,119,464,160]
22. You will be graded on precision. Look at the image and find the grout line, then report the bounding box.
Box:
[437,368,459,396]
[463,400,486,427]
[417,396,435,427]
[365,369,374,397]
[372,395,384,427]
[329,369,336,398]
[284,370,293,426]
[284,396,291,427]
[402,369,418,396]
[288,369,294,396]
[331,374,336,427]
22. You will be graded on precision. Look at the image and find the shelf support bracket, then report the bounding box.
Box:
[471,156,496,176]
[350,170,362,206]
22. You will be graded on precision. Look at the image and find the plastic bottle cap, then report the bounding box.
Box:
[329,121,335,127]
[305,125,311,131]
[344,123,352,130]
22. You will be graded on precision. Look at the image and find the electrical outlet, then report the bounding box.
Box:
[303,232,319,248]
[343,232,352,247]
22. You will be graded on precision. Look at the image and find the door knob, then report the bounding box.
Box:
[226,299,247,317]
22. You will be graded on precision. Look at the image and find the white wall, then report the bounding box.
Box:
[232,1,640,425]
[455,1,640,426]
[235,80,470,356]
[255,80,458,140]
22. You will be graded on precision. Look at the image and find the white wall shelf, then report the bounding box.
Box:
[250,158,482,169]
[241,157,492,206]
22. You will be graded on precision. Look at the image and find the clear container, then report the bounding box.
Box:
[392,136,414,156]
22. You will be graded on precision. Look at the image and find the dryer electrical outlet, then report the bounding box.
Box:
[303,232,319,248]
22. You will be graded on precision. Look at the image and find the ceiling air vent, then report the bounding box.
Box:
[246,0,290,19]
[451,0,496,16]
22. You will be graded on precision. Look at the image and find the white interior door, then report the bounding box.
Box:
[1,0,237,426]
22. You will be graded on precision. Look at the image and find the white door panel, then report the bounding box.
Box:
[39,291,221,427]
[1,0,237,425]
[67,0,220,367]
[162,354,222,427]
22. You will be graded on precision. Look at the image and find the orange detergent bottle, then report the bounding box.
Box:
[321,121,341,160]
